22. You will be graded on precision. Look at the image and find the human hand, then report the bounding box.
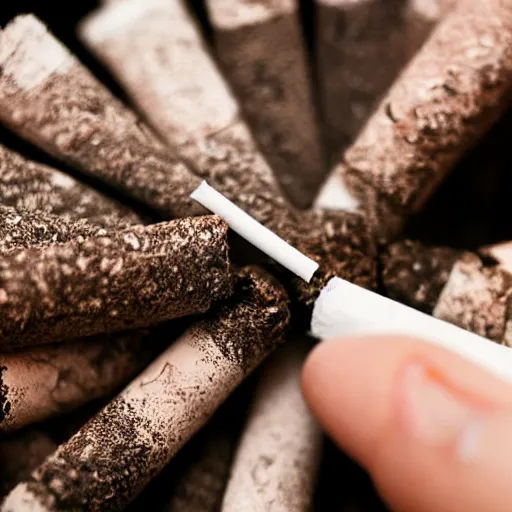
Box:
[302,336,512,512]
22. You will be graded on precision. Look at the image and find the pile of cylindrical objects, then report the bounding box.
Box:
[0,0,510,510]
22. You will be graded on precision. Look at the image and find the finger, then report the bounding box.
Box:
[302,336,512,512]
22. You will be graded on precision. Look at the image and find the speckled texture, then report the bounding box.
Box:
[1,267,290,512]
[316,0,441,162]
[339,0,512,241]
[207,0,326,208]
[131,396,247,512]
[0,429,57,499]
[0,329,158,432]
[222,340,322,512]
[0,143,142,228]
[381,239,462,313]
[0,15,204,220]
[0,215,232,348]
[80,1,378,305]
[434,250,512,345]
[0,205,108,254]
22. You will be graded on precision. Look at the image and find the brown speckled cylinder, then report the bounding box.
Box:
[205,0,326,208]
[381,239,462,313]
[0,15,204,220]
[434,243,512,346]
[130,392,249,512]
[0,429,57,499]
[0,215,232,348]
[80,1,377,306]
[337,0,512,242]
[1,266,290,512]
[0,205,109,254]
[0,143,142,228]
[221,339,322,512]
[316,0,446,162]
[0,329,160,432]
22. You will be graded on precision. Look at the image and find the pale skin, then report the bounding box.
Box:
[302,335,512,512]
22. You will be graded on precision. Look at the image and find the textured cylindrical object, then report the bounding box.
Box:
[0,15,204,220]
[0,205,108,254]
[130,392,249,512]
[0,429,57,499]
[337,0,512,241]
[2,266,290,511]
[0,215,232,348]
[0,143,142,228]
[80,0,378,306]
[221,340,322,512]
[316,0,446,162]
[206,0,326,208]
[434,243,512,346]
[381,239,462,313]
[0,329,160,432]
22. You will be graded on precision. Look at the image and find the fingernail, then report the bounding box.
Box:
[397,362,484,460]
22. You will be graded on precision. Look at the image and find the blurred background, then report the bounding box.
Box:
[0,3,510,509]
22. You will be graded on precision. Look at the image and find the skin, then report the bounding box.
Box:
[303,335,512,512]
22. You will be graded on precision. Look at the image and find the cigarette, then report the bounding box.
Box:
[0,428,57,499]
[80,3,378,304]
[194,184,512,384]
[316,0,448,162]
[0,143,142,228]
[0,205,109,254]
[381,239,463,313]
[138,392,249,512]
[0,15,205,220]
[205,0,326,208]
[221,339,323,512]
[1,266,290,511]
[434,242,512,346]
[336,0,512,242]
[0,329,160,432]
[0,215,232,348]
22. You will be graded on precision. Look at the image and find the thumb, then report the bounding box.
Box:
[302,335,512,512]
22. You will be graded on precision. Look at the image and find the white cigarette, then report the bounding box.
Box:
[190,181,319,282]
[191,183,512,384]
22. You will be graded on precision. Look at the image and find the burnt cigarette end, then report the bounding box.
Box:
[434,251,512,345]
[381,240,462,313]
[203,266,290,373]
[0,215,232,348]
[292,210,378,309]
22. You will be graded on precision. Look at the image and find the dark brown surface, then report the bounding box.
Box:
[3,267,289,512]
[0,143,142,228]
[0,205,107,254]
[208,0,326,208]
[316,0,434,162]
[340,0,512,242]
[0,216,232,348]
[381,240,462,313]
